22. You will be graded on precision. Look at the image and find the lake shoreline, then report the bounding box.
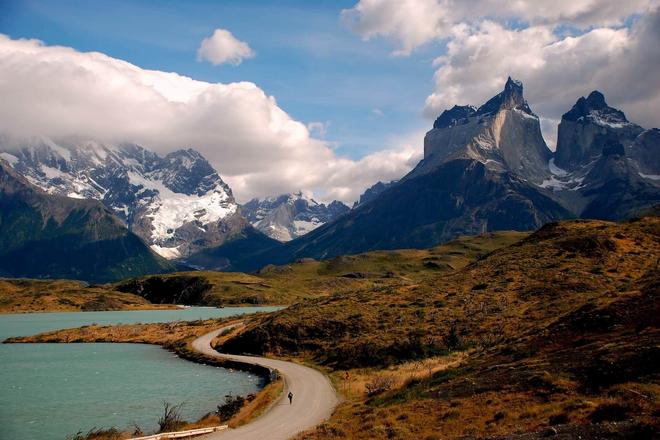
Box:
[4,316,278,382]
[0,307,282,439]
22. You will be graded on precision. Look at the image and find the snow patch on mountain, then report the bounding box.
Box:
[0,152,18,166]
[150,244,181,259]
[639,172,660,180]
[127,171,236,241]
[538,159,585,191]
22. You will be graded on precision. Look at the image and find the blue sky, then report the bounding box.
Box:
[0,0,439,160]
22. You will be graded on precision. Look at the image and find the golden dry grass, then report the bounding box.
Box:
[221,217,660,440]
[0,278,175,313]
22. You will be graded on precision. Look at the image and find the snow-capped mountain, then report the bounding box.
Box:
[242,192,349,241]
[0,137,244,258]
[0,158,174,282]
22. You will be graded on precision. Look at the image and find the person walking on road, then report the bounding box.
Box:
[288,391,294,405]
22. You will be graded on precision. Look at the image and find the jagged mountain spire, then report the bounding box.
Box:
[474,76,533,116]
[417,77,550,184]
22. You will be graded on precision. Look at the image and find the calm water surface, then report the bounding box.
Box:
[0,307,281,440]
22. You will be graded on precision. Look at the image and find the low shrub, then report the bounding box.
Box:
[365,375,396,397]
[589,403,631,423]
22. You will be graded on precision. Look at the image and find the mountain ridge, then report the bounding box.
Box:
[0,158,174,282]
[242,191,349,242]
[0,138,245,259]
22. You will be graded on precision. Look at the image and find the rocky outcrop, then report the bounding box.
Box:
[540,92,659,217]
[353,180,396,208]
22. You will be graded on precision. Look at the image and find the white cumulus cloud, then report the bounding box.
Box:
[343,0,660,146]
[343,0,658,55]
[424,11,660,144]
[0,34,419,204]
[197,28,255,66]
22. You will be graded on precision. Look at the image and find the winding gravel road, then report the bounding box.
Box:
[191,325,338,440]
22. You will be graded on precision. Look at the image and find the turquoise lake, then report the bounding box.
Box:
[0,307,281,440]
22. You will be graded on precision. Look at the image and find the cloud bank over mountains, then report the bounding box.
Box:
[0,34,419,203]
[2,1,658,204]
[343,0,660,147]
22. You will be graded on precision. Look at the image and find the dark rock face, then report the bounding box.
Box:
[562,91,625,123]
[353,180,396,207]
[433,105,477,129]
[242,192,349,241]
[628,128,660,175]
[546,92,659,219]
[0,159,173,282]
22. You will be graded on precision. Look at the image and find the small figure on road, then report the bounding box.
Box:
[288,391,294,405]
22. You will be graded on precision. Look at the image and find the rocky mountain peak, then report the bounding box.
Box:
[158,148,230,196]
[555,91,644,170]
[432,105,477,129]
[475,76,533,116]
[562,90,628,125]
[585,90,607,107]
[415,77,549,184]
[242,192,349,242]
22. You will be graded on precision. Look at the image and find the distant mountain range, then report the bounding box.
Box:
[0,77,658,279]
[243,192,349,241]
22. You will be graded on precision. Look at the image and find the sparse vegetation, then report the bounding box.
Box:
[212,217,660,440]
[157,401,185,432]
[365,375,396,397]
[217,394,253,422]
[0,278,175,313]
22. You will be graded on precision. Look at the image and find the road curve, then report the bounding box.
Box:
[191,325,338,440]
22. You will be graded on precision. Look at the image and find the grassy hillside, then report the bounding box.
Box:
[0,278,176,313]
[0,231,525,312]
[115,231,526,307]
[217,217,660,439]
